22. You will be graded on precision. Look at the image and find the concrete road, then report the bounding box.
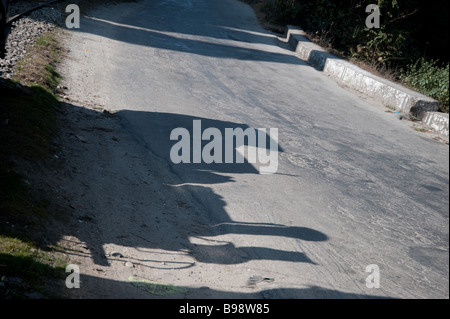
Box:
[61,0,449,298]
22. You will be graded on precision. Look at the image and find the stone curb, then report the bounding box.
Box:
[422,112,449,137]
[282,25,449,137]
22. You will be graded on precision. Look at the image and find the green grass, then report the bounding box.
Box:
[0,236,66,279]
[0,236,67,298]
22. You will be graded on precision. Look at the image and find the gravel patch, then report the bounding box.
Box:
[0,3,64,79]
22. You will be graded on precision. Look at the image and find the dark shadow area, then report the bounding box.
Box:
[62,272,392,299]
[190,242,316,265]
[306,49,336,72]
[209,222,328,241]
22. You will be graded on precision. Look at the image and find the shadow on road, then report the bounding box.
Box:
[50,103,328,269]
[71,0,308,66]
[65,271,391,299]
[9,95,329,298]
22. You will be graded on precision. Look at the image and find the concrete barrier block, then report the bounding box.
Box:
[423,112,449,136]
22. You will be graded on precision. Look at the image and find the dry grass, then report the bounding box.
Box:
[13,32,64,90]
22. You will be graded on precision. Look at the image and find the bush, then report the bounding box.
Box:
[263,0,301,25]
[401,59,449,113]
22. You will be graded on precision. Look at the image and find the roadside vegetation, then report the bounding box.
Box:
[246,0,449,113]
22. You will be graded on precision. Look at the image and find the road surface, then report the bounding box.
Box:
[57,0,449,298]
